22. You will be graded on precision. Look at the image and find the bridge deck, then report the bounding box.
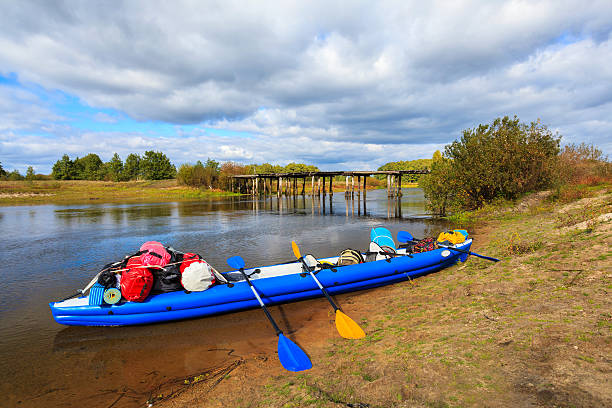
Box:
[231,170,429,179]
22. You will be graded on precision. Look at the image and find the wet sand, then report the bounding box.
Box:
[4,295,338,408]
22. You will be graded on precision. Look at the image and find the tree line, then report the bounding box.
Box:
[177,161,320,189]
[51,151,176,181]
[0,162,42,181]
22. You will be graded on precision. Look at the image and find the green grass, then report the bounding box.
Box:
[0,179,240,205]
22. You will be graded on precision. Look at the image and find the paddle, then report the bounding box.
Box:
[397,231,500,262]
[291,241,365,339]
[226,255,312,372]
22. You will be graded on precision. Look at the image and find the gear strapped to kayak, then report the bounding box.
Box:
[50,228,476,327]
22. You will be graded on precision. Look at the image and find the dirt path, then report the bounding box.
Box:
[151,188,611,408]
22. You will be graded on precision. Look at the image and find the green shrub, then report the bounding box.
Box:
[421,116,561,214]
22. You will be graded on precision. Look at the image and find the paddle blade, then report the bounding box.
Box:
[291,241,302,259]
[226,255,245,270]
[397,230,414,243]
[335,310,366,339]
[277,333,312,371]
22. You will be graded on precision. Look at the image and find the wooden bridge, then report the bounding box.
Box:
[230,170,429,197]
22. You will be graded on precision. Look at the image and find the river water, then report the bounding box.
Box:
[0,188,449,407]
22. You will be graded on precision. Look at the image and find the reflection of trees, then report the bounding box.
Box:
[54,208,106,224]
[125,204,173,221]
[177,198,252,218]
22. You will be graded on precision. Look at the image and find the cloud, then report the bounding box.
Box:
[93,112,118,124]
[0,0,611,172]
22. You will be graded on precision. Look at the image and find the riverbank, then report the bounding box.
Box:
[0,180,238,205]
[0,179,420,205]
[155,184,611,407]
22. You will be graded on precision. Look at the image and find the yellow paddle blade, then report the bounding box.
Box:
[335,310,366,339]
[291,241,302,259]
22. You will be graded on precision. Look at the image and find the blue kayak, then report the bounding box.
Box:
[49,240,472,326]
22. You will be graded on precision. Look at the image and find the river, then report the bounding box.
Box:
[0,188,449,407]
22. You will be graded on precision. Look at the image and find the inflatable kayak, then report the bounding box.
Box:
[49,239,472,327]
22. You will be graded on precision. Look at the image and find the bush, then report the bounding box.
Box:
[177,159,221,188]
[557,143,612,185]
[218,161,250,190]
[421,116,561,214]
[6,169,24,181]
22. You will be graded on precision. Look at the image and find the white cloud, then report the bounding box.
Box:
[0,0,611,172]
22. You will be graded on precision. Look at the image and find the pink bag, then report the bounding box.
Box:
[139,241,171,267]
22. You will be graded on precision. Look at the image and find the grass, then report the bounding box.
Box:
[0,179,240,205]
[160,183,612,408]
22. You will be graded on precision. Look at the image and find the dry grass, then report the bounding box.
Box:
[155,185,611,408]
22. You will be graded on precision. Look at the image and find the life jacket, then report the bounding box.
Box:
[180,253,215,292]
[121,256,154,302]
[139,241,171,267]
[337,249,364,266]
[437,230,466,245]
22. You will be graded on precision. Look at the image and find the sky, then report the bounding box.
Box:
[1,0,611,174]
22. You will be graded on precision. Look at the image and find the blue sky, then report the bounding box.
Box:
[1,1,611,174]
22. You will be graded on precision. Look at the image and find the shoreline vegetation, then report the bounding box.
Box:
[0,179,238,205]
[0,179,420,206]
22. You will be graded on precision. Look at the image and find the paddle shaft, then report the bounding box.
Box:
[237,267,282,336]
[298,258,339,312]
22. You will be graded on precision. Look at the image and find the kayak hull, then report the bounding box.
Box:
[50,240,472,326]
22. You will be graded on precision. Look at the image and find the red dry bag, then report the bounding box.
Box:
[139,241,171,267]
[121,256,154,302]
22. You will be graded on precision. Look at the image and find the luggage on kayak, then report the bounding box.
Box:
[367,241,396,261]
[150,250,184,294]
[139,241,171,267]
[337,249,364,266]
[180,253,215,292]
[97,270,118,289]
[437,230,466,245]
[412,237,438,253]
[121,256,154,302]
[103,288,121,304]
[88,283,106,305]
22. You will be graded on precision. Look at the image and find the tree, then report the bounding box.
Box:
[123,153,141,180]
[205,158,220,173]
[74,153,104,180]
[432,150,443,162]
[25,166,35,181]
[203,159,220,188]
[284,162,319,173]
[0,161,6,177]
[419,157,459,215]
[106,153,124,181]
[140,151,176,180]
[7,169,24,181]
[52,154,76,180]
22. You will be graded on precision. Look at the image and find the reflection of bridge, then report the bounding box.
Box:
[231,170,429,197]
